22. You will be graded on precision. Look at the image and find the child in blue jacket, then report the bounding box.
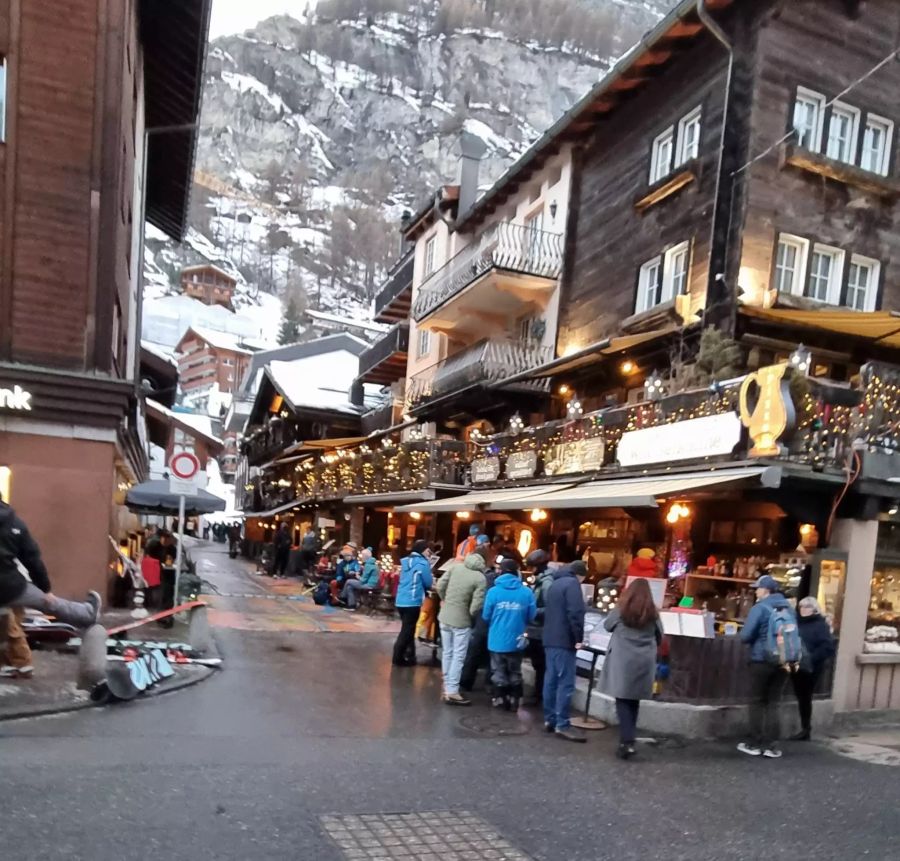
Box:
[482,558,537,711]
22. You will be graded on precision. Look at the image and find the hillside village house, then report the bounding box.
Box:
[180,263,237,309]
[235,0,900,728]
[0,0,210,599]
[175,326,265,400]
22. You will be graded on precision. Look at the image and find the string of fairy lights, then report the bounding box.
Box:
[249,363,900,504]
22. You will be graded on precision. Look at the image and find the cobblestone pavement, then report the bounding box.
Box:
[321,812,532,860]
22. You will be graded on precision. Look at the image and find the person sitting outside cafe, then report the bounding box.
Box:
[332,545,360,603]
[341,547,380,610]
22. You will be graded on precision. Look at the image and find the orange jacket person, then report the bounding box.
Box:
[455,524,481,560]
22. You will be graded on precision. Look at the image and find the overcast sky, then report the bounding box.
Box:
[209,0,313,39]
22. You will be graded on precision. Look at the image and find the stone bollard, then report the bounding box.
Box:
[188,604,211,655]
[77,623,108,691]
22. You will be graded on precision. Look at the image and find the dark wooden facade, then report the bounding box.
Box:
[738,0,900,313]
[558,0,900,369]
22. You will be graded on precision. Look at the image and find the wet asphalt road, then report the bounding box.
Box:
[1,545,899,861]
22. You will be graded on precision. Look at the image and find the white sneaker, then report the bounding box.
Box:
[737,741,762,756]
[0,665,33,678]
[763,747,783,759]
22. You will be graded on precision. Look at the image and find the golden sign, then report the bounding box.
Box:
[739,363,796,457]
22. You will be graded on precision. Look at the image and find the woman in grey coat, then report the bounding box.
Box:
[602,578,663,759]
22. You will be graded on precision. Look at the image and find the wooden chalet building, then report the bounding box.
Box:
[0,0,211,598]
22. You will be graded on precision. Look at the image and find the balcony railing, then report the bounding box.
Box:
[407,338,552,410]
[374,250,415,323]
[357,322,409,384]
[361,398,401,435]
[412,221,563,322]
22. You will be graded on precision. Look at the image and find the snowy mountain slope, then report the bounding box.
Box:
[145,0,675,343]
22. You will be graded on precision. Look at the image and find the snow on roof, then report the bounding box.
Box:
[181,262,237,281]
[146,399,225,447]
[177,325,264,355]
[267,351,365,415]
[304,309,386,335]
[141,340,178,367]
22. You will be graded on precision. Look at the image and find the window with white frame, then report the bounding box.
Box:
[649,127,674,184]
[417,327,431,358]
[774,234,809,296]
[676,107,702,167]
[826,102,861,165]
[793,87,826,152]
[423,236,436,277]
[806,244,844,305]
[846,254,879,311]
[662,241,690,302]
[860,114,893,176]
[636,257,662,313]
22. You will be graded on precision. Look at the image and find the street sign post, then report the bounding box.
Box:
[167,452,202,607]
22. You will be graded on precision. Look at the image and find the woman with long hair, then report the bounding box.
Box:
[602,578,663,759]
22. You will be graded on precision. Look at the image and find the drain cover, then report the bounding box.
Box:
[458,713,530,736]
[321,811,533,860]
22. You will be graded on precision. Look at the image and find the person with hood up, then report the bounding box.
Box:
[626,547,661,579]
[524,549,553,705]
[0,491,101,629]
[602,577,663,759]
[791,596,835,741]
[482,558,537,712]
[542,560,587,742]
[435,552,487,705]
[737,574,797,758]
[455,524,482,561]
[392,540,433,666]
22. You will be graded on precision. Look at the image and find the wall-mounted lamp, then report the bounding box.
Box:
[644,371,665,401]
[566,395,584,419]
[549,201,558,221]
[790,344,811,375]
[621,359,637,375]
[509,413,525,435]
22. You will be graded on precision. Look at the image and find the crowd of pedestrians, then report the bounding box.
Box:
[388,530,836,759]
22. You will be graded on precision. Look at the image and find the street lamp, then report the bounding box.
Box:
[644,370,665,401]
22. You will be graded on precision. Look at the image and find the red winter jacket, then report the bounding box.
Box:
[627,556,661,578]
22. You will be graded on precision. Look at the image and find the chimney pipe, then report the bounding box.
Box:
[457,131,488,219]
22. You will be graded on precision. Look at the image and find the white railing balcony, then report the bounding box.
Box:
[412,221,563,322]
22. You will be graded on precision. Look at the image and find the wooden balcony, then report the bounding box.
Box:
[412,222,562,336]
[357,323,409,385]
[373,251,414,324]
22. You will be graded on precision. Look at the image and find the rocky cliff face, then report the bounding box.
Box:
[144,0,674,344]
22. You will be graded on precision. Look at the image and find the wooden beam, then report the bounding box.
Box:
[667,21,704,38]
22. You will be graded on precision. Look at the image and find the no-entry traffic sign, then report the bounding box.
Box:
[170,451,200,480]
[169,451,202,495]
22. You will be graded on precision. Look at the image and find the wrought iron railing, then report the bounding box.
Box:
[407,338,553,409]
[412,221,563,321]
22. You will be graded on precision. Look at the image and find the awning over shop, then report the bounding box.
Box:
[394,484,574,514]
[486,466,779,511]
[343,490,437,505]
[244,499,307,518]
[741,306,900,347]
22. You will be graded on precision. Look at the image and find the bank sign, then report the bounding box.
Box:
[0,384,32,411]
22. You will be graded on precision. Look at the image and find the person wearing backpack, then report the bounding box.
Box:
[738,574,801,759]
[524,549,553,704]
[392,540,433,667]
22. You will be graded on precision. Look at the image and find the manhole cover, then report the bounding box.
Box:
[458,713,530,736]
[321,811,533,860]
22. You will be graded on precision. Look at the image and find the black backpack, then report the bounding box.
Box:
[313,581,330,606]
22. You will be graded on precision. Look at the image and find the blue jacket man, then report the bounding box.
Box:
[482,559,536,710]
[738,575,796,758]
[542,561,587,741]
[392,541,433,666]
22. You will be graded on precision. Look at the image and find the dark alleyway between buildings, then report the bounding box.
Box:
[0,543,899,861]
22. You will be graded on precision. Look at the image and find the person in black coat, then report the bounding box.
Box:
[792,596,836,740]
